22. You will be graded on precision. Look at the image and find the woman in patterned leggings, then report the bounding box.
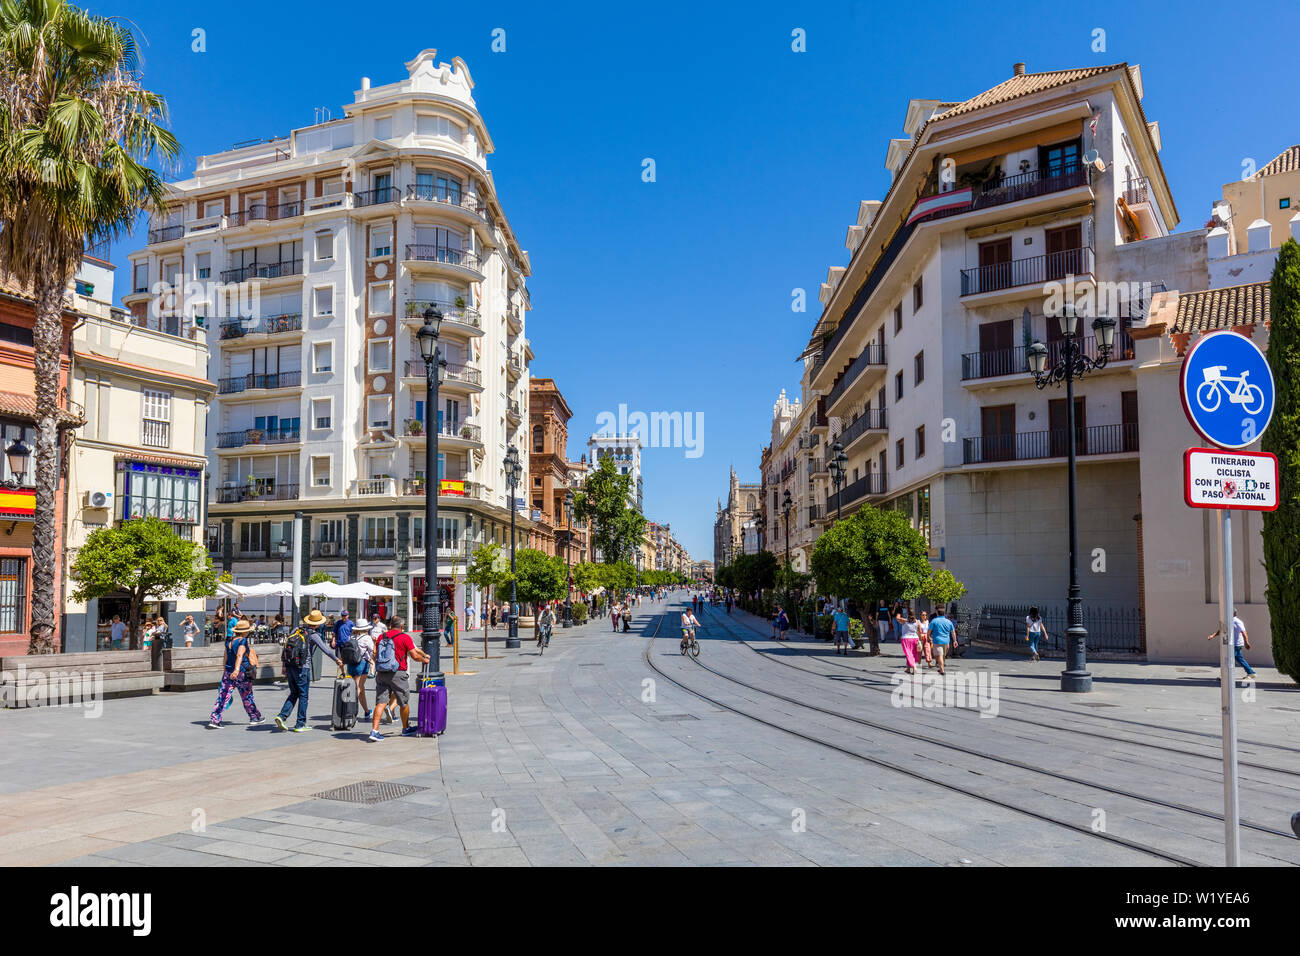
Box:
[208,619,263,728]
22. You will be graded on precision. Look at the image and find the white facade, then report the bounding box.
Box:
[586,433,643,512]
[124,50,534,623]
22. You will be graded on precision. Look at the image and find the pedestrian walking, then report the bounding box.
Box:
[208,619,263,728]
[490,602,498,627]
[612,602,621,632]
[622,603,632,633]
[876,601,891,652]
[775,604,790,641]
[833,604,851,655]
[898,607,921,675]
[927,605,955,676]
[274,610,324,732]
[350,620,375,719]
[918,610,934,667]
[443,611,455,647]
[1207,610,1255,681]
[466,601,477,632]
[367,617,430,741]
[181,614,199,648]
[1025,606,1048,662]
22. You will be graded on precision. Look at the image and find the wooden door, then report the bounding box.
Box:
[979,238,1013,292]
[980,404,1016,461]
[1046,224,1082,280]
[1049,397,1086,457]
[978,319,1014,377]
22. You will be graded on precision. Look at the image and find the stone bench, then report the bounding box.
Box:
[0,650,164,707]
[161,644,283,690]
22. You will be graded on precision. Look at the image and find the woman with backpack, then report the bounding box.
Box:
[208,619,262,729]
[1025,607,1048,663]
[274,610,324,732]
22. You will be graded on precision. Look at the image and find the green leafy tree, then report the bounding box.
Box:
[513,548,567,609]
[572,561,602,595]
[732,550,778,595]
[69,517,217,667]
[574,456,647,564]
[465,542,511,610]
[922,568,968,608]
[0,0,180,651]
[1263,238,1300,683]
[811,507,931,622]
[307,571,337,585]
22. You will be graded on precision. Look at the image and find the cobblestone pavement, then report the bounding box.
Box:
[3,595,1298,866]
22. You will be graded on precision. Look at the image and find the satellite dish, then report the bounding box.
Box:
[1082,149,1106,172]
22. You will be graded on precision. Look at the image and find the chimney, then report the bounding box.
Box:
[361,76,371,91]
[1247,218,1272,253]
[1206,226,1230,261]
[1013,62,1026,77]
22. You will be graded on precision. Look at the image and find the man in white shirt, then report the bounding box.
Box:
[109,615,126,648]
[680,608,700,652]
[1206,609,1255,680]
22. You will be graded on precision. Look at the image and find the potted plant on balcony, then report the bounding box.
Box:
[454,295,466,310]
[459,424,474,439]
[246,428,264,444]
[406,418,423,436]
[405,301,420,318]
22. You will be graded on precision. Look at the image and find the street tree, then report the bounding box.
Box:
[1263,238,1300,684]
[811,507,932,623]
[574,456,647,565]
[68,517,217,668]
[922,568,968,608]
[0,1,180,651]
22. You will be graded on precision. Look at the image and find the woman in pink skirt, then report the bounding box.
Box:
[897,606,921,674]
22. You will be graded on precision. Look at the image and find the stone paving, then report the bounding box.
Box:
[2,595,1297,866]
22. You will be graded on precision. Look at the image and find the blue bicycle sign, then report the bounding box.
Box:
[1180,331,1274,449]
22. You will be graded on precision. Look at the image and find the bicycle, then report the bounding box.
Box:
[1196,365,1265,415]
[537,622,552,654]
[680,627,700,658]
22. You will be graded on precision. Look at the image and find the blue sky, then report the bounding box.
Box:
[93,0,1298,560]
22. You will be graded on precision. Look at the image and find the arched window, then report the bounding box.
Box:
[532,425,544,453]
[747,495,755,512]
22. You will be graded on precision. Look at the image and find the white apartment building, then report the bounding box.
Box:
[801,62,1183,651]
[124,50,534,625]
[64,252,215,650]
[763,388,818,572]
[587,433,643,512]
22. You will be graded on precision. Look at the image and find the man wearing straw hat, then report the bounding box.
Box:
[274,608,330,732]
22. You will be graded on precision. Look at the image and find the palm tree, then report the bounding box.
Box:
[0,0,178,652]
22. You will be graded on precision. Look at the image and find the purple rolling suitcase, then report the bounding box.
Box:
[417,683,447,736]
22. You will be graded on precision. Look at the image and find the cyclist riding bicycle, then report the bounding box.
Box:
[680,607,700,651]
[538,603,557,648]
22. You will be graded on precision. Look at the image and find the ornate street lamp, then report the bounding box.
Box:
[4,437,31,488]
[781,488,793,568]
[1027,304,1116,694]
[827,440,847,522]
[563,489,575,627]
[417,305,446,677]
[504,444,522,648]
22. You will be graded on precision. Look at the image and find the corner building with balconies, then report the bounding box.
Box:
[125,50,534,623]
[802,62,1191,646]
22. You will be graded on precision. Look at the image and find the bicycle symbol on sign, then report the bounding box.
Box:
[1196,366,1265,415]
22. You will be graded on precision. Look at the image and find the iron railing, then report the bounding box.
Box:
[960,247,1094,296]
[825,343,887,408]
[1122,177,1150,206]
[148,224,184,243]
[405,184,488,217]
[216,425,301,448]
[218,313,303,339]
[404,245,481,270]
[962,422,1139,464]
[403,300,481,327]
[966,601,1142,655]
[220,259,303,283]
[836,408,888,448]
[403,360,481,386]
[826,473,887,513]
[354,186,400,207]
[961,330,1136,380]
[217,370,303,394]
[216,482,299,503]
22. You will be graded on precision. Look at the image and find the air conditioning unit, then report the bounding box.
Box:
[84,490,113,509]
[319,541,338,556]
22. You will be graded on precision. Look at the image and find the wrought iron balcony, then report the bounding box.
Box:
[405,184,488,217]
[1122,177,1151,206]
[403,300,481,328]
[218,313,303,340]
[961,330,1135,380]
[962,422,1139,464]
[836,408,888,448]
[354,186,400,207]
[404,245,481,270]
[148,224,184,243]
[403,360,481,387]
[960,247,1094,296]
[218,370,303,394]
[825,343,887,409]
[216,425,301,448]
[220,259,303,283]
[826,473,887,513]
[216,482,299,503]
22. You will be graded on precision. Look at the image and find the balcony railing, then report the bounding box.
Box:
[825,343,887,408]
[403,300,482,328]
[402,478,484,500]
[961,330,1136,380]
[354,186,401,207]
[403,360,481,387]
[355,477,396,496]
[447,422,482,442]
[826,473,887,513]
[148,224,184,243]
[405,184,488,217]
[227,200,304,227]
[962,422,1140,464]
[404,245,480,271]
[360,542,396,558]
[961,247,1094,296]
[507,398,522,418]
[1122,177,1151,206]
[216,425,301,448]
[218,370,303,394]
[216,482,300,503]
[218,313,303,340]
[836,408,888,447]
[808,503,821,522]
[220,259,304,283]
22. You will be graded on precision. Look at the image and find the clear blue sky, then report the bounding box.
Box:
[93,0,1297,560]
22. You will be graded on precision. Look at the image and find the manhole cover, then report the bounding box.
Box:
[653,714,699,721]
[314,780,428,805]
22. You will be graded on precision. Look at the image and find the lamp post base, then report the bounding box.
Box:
[563,600,572,628]
[1060,624,1092,692]
[1060,668,1093,693]
[505,617,520,649]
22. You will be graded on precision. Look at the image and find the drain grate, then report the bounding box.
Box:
[653,714,699,721]
[314,780,428,805]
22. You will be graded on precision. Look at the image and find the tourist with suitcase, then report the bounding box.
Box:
[366,617,429,742]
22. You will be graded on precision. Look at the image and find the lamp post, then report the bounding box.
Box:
[416,305,446,678]
[781,488,793,568]
[504,444,522,648]
[277,538,291,619]
[4,438,31,488]
[563,489,575,627]
[1027,304,1116,694]
[827,440,847,522]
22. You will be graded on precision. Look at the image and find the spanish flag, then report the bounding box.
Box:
[0,488,35,518]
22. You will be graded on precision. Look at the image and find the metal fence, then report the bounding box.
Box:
[958,601,1142,655]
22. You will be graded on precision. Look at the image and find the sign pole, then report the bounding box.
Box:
[1218,508,1241,867]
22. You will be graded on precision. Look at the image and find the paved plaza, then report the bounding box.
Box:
[2,595,1298,866]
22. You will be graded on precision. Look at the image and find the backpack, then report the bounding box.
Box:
[281,628,308,670]
[337,631,361,666]
[375,631,399,672]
